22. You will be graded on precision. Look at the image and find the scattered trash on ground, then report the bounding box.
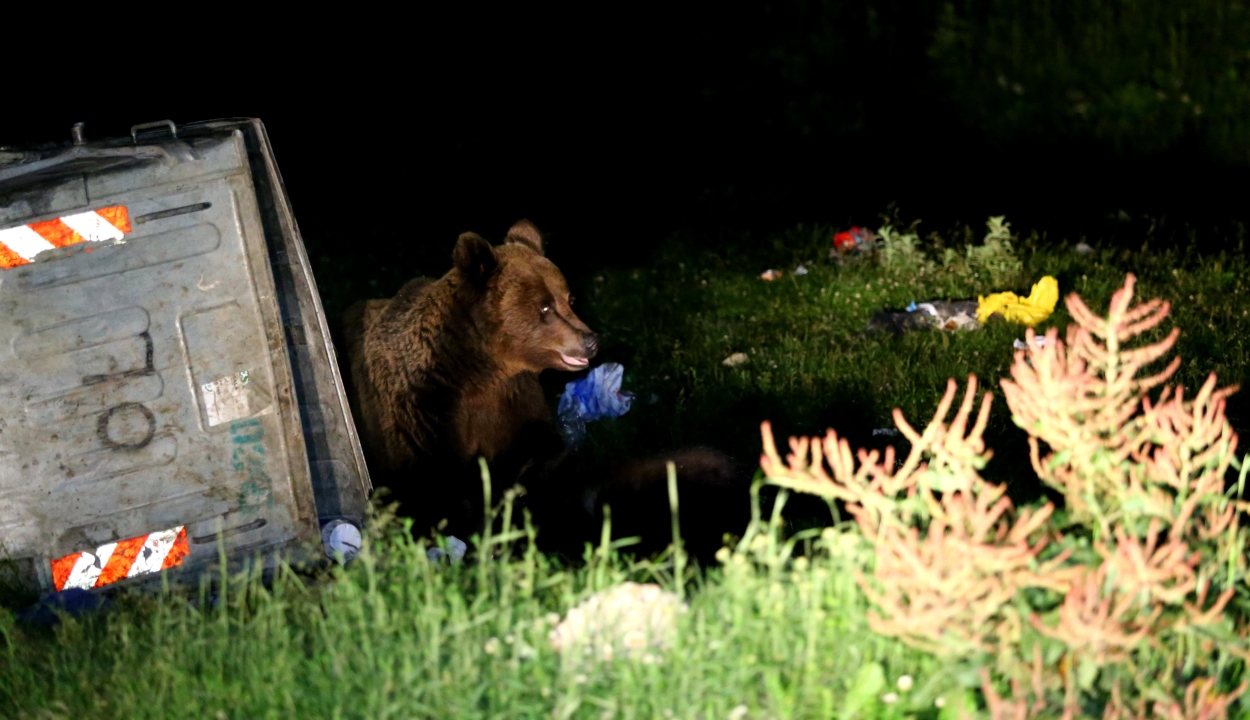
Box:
[1075,241,1094,255]
[794,264,809,276]
[1014,336,1048,351]
[549,582,686,666]
[557,362,635,446]
[867,300,980,334]
[977,275,1059,326]
[426,535,467,563]
[18,588,109,627]
[722,352,750,367]
[831,226,877,255]
[760,269,783,281]
[872,428,901,437]
[868,276,1058,335]
[321,519,362,564]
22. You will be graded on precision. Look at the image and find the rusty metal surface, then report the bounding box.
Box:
[0,120,370,594]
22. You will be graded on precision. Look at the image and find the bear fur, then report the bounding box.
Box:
[343,220,748,554]
[343,220,594,532]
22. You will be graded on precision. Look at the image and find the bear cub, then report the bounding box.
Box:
[343,220,747,556]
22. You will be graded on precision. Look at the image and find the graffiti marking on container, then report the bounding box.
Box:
[231,417,274,514]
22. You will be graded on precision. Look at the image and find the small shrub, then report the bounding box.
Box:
[953,216,1025,287]
[877,224,933,276]
[878,216,1022,289]
[759,274,1250,718]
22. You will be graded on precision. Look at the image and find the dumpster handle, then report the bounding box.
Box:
[130,120,178,144]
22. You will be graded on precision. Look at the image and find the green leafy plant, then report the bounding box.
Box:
[878,216,1021,289]
[877,224,933,276]
[951,216,1024,287]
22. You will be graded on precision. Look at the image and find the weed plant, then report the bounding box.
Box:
[760,273,1250,715]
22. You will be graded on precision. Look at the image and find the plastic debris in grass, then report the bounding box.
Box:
[794,264,809,276]
[1013,336,1048,351]
[760,269,782,281]
[722,352,749,367]
[557,362,634,447]
[426,535,467,563]
[321,519,362,564]
[548,582,686,666]
[831,226,877,255]
[867,276,1059,335]
[18,588,109,628]
[867,299,980,334]
[976,275,1059,326]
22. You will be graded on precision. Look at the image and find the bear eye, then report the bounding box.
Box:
[541,304,550,315]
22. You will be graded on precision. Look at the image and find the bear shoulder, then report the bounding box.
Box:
[368,275,449,382]
[343,274,460,472]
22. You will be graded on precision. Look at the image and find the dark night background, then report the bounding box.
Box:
[4,2,1248,306]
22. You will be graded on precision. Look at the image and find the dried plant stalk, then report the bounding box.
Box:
[762,377,1069,657]
[1152,678,1247,720]
[758,274,1250,718]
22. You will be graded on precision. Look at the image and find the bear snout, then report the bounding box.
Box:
[583,333,599,359]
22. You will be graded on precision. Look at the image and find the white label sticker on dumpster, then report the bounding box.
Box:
[201,370,251,426]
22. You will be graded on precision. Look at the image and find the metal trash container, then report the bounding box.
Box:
[0,118,370,595]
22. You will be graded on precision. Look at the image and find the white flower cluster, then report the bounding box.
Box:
[548,582,686,665]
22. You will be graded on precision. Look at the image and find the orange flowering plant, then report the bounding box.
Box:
[759,275,1250,718]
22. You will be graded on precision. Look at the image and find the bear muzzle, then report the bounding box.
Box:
[557,333,599,369]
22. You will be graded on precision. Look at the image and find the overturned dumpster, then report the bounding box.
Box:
[0,118,370,595]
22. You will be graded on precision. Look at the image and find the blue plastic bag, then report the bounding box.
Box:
[557,362,634,447]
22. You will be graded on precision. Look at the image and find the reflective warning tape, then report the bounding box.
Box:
[0,205,130,269]
[50,525,189,592]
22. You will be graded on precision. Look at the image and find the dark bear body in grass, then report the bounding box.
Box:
[342,220,748,558]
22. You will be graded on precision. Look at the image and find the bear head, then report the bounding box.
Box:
[453,219,599,374]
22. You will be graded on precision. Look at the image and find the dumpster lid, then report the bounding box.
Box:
[0,145,171,193]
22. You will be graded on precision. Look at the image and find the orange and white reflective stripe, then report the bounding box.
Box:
[0,205,130,269]
[50,525,189,592]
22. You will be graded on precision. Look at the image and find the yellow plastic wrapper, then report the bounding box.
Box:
[976,275,1059,327]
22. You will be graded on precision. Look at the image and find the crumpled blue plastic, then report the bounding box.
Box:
[557,362,634,447]
[426,535,467,564]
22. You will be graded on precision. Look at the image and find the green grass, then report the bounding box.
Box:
[5,218,1250,718]
[575,222,1250,505]
[0,499,942,719]
[931,0,1250,163]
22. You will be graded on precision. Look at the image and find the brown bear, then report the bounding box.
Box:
[343,220,748,555]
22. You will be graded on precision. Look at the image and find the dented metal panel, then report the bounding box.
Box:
[238,121,372,524]
[0,119,370,594]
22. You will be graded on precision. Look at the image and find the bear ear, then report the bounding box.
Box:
[504,219,544,256]
[453,232,498,286]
